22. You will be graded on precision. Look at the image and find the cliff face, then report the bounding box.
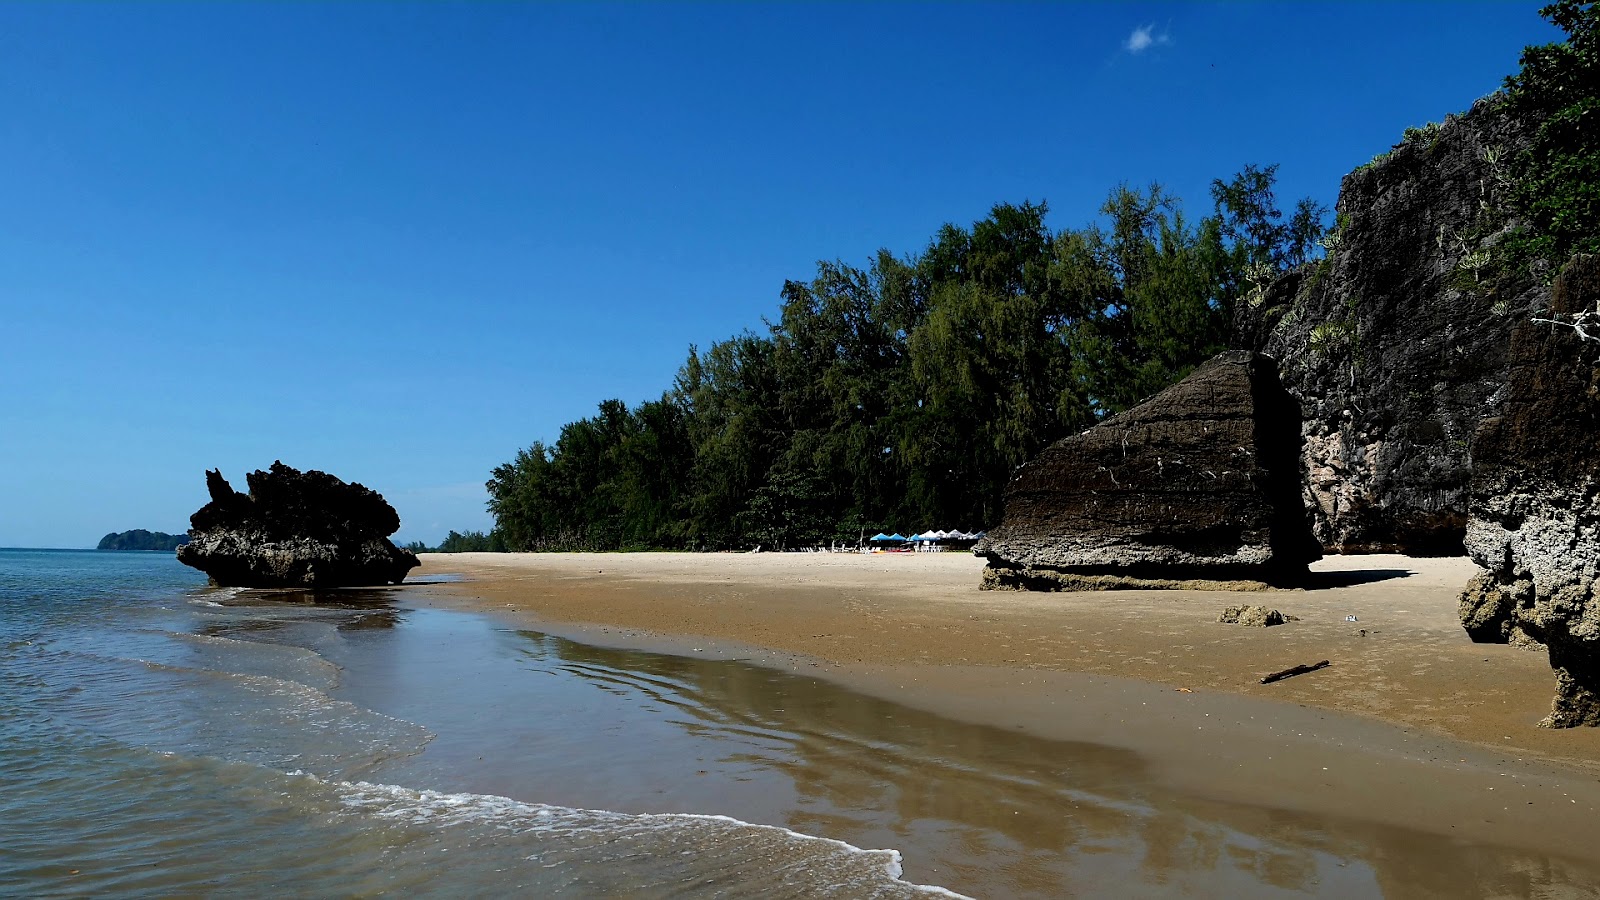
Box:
[1456,256,1600,727]
[1239,98,1551,554]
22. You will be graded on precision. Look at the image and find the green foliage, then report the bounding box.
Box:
[1308,319,1354,356]
[1502,0,1600,266]
[1400,120,1444,150]
[96,529,188,551]
[433,530,506,553]
[486,169,1324,550]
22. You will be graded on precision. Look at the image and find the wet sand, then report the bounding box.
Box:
[406,551,1600,891]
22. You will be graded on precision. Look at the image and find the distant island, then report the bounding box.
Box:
[97,529,189,552]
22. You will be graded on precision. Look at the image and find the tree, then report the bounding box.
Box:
[1503,0,1600,265]
[485,171,1322,545]
[1066,184,1228,414]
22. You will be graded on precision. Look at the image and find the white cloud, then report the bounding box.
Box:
[1125,24,1171,54]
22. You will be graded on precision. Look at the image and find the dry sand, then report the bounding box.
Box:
[406,550,1600,871]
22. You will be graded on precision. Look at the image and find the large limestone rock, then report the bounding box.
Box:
[976,352,1320,590]
[177,462,419,588]
[1458,256,1600,727]
[1239,98,1549,553]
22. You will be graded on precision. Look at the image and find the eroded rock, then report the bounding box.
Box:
[177,461,419,588]
[976,352,1320,590]
[1218,605,1285,627]
[1240,98,1548,554]
[1458,255,1600,726]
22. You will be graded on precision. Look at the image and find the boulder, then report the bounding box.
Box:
[976,351,1321,590]
[1218,605,1286,627]
[1240,98,1549,554]
[1458,255,1600,727]
[177,461,419,588]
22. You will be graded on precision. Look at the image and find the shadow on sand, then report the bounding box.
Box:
[1299,568,1416,589]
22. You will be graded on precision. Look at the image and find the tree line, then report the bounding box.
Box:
[485,168,1326,551]
[402,530,507,554]
[479,3,1598,554]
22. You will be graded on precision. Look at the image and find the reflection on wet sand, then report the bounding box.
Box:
[530,633,1600,899]
[202,590,406,638]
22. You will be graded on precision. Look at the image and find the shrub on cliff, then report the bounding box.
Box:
[1503,0,1599,268]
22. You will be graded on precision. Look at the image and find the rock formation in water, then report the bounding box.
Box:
[1457,255,1600,727]
[976,352,1321,590]
[177,462,419,588]
[1238,98,1550,554]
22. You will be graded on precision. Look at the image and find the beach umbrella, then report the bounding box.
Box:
[869,533,892,541]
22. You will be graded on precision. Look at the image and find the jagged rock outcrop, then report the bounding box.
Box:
[976,352,1321,590]
[1239,98,1551,554]
[1457,255,1600,727]
[177,462,419,588]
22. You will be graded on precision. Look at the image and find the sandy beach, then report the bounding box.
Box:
[407,550,1600,890]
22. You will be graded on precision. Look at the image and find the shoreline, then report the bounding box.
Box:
[402,550,1600,869]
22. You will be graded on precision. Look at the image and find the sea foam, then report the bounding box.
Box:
[329,777,971,898]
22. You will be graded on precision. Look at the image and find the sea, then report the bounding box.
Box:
[0,548,956,898]
[6,548,1600,898]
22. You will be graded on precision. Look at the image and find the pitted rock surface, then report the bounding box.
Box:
[177,461,419,588]
[1218,605,1286,627]
[976,352,1320,589]
[1457,255,1600,727]
[1240,98,1550,553]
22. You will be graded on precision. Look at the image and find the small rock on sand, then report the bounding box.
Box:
[1218,605,1286,627]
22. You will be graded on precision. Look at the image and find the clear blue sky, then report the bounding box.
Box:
[0,2,1559,548]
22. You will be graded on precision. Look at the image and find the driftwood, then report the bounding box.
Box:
[1260,660,1331,684]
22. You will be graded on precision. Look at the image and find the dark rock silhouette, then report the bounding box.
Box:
[1239,99,1550,554]
[1457,255,1600,727]
[177,461,419,588]
[976,352,1320,590]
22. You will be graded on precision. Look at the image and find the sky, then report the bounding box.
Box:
[0,2,1562,548]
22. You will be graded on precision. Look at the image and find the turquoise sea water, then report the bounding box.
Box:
[0,549,951,897]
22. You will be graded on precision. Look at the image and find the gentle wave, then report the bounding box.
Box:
[20,643,432,780]
[331,777,971,898]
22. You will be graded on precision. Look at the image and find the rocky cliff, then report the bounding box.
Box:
[1239,98,1551,554]
[1457,256,1600,727]
[177,462,419,588]
[976,352,1320,589]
